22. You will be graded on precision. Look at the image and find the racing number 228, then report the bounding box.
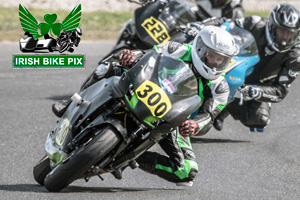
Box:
[141,16,170,44]
[136,81,172,118]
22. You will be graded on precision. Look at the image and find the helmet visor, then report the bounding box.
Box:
[200,48,232,72]
[273,26,299,47]
[210,0,231,8]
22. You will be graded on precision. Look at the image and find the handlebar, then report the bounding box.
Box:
[176,23,203,37]
[238,87,244,105]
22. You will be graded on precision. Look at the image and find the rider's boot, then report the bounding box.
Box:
[52,99,72,118]
[176,181,194,187]
[250,127,265,132]
[137,151,194,187]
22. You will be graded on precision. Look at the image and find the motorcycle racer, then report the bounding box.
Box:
[52,26,238,186]
[197,4,300,132]
[131,26,238,186]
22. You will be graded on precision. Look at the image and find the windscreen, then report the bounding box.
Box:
[228,25,258,56]
[158,0,196,32]
[158,55,198,96]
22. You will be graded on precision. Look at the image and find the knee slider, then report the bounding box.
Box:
[259,114,270,126]
[257,105,271,126]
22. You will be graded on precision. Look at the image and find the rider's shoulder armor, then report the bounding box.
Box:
[214,78,229,94]
[206,75,229,110]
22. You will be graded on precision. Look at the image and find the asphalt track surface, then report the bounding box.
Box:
[0,41,300,200]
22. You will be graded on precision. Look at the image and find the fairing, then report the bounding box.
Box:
[223,22,260,101]
[126,51,201,127]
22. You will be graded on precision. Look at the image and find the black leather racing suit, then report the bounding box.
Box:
[136,41,229,183]
[215,16,300,128]
[96,42,229,183]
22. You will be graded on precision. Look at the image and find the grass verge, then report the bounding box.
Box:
[0,6,132,41]
[0,6,269,42]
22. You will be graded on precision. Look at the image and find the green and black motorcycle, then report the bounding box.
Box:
[33,50,201,192]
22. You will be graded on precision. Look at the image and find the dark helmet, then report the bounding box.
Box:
[209,0,232,9]
[266,3,300,52]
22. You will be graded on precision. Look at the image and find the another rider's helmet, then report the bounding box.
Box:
[266,3,300,53]
[191,26,238,80]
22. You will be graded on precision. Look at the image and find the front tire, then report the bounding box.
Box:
[33,155,51,186]
[44,125,121,192]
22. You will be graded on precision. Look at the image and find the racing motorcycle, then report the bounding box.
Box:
[33,50,201,192]
[101,0,197,61]
[99,0,243,62]
[94,0,259,102]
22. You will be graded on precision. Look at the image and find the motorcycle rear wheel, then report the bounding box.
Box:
[33,155,51,186]
[44,125,121,192]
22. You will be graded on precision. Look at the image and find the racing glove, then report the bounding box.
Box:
[118,49,136,68]
[179,119,200,137]
[240,85,262,100]
[177,23,204,37]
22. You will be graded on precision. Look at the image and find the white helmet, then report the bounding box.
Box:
[191,26,238,80]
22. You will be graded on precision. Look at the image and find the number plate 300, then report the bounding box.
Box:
[136,80,172,118]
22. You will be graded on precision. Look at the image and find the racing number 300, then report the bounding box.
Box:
[136,80,172,118]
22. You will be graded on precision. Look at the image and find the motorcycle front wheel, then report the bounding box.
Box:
[44,125,121,192]
[33,155,51,186]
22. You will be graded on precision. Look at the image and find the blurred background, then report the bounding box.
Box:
[0,0,300,41]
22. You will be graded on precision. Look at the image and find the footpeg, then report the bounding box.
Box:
[129,160,139,169]
[111,169,122,180]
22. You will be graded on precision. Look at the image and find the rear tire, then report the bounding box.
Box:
[33,155,51,186]
[44,125,121,192]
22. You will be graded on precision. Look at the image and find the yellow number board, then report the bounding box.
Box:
[56,118,70,146]
[136,80,172,118]
[141,16,170,44]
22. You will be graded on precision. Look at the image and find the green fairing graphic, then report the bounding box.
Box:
[19,4,81,39]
